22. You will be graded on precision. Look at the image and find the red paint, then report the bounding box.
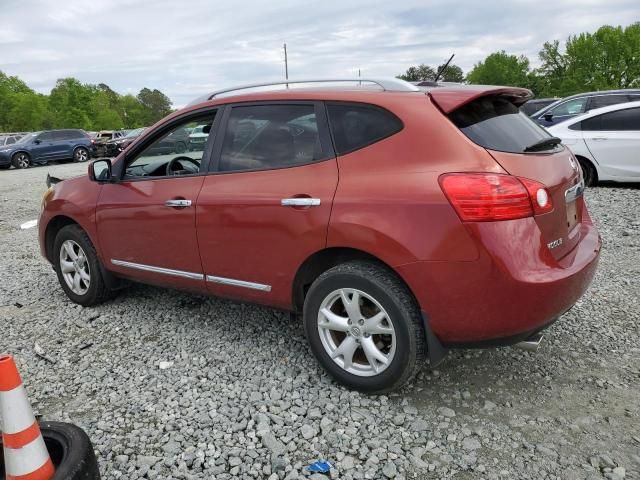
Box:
[39,85,601,346]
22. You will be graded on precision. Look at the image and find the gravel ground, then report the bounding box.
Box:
[0,162,638,480]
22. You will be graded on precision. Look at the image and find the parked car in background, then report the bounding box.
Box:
[533,89,640,127]
[520,97,558,116]
[188,124,211,150]
[91,130,130,157]
[548,101,640,186]
[38,78,600,392]
[0,129,91,169]
[104,127,146,157]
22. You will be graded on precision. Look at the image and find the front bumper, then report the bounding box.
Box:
[397,213,601,344]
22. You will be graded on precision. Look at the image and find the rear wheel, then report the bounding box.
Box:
[11,152,30,169]
[577,157,597,187]
[303,261,426,393]
[53,225,114,306]
[74,147,89,163]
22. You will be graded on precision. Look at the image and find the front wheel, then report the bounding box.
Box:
[74,147,89,163]
[12,152,31,169]
[53,225,114,306]
[303,261,426,393]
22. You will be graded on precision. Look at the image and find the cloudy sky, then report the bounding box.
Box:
[1,0,638,107]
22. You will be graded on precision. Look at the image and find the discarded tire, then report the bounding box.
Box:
[0,421,100,480]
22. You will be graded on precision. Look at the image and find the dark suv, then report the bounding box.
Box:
[0,129,92,169]
[533,89,640,127]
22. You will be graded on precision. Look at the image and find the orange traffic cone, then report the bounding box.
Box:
[0,355,54,480]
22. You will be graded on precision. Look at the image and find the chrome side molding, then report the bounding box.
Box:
[206,275,272,292]
[110,259,272,292]
[110,259,204,280]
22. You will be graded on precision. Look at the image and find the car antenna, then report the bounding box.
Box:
[433,53,455,83]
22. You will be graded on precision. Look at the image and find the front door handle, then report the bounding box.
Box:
[592,137,608,141]
[281,198,321,207]
[165,199,192,208]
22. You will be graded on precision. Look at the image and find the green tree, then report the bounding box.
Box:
[137,88,172,125]
[8,93,50,131]
[397,64,436,82]
[436,63,465,82]
[466,51,533,90]
[119,94,147,128]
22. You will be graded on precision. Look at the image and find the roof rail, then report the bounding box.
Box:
[187,78,420,106]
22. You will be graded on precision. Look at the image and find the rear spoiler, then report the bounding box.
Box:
[428,86,533,114]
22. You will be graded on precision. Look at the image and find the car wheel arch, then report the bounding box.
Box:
[291,247,417,313]
[574,154,599,185]
[45,215,80,263]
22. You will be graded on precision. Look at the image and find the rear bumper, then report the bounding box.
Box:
[397,214,601,344]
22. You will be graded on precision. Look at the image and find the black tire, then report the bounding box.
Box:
[74,147,89,163]
[303,261,426,393]
[175,141,186,154]
[53,224,114,306]
[578,157,597,187]
[11,151,31,169]
[0,421,100,479]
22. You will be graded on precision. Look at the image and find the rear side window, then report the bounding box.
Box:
[549,97,587,116]
[582,107,640,131]
[589,94,630,110]
[219,104,323,172]
[327,103,402,155]
[450,96,558,153]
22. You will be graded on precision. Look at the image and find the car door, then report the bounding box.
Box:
[582,106,640,178]
[30,132,57,161]
[96,109,220,291]
[196,102,338,308]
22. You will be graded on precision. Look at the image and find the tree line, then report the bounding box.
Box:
[0,74,173,133]
[398,22,640,98]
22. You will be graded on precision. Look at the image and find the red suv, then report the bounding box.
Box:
[39,79,601,392]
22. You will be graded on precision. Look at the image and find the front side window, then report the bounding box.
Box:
[38,132,55,141]
[327,103,402,155]
[550,98,587,116]
[219,104,322,172]
[124,112,216,179]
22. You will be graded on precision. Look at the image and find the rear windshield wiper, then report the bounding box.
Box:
[523,137,562,152]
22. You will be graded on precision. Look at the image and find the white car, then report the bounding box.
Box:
[548,101,640,185]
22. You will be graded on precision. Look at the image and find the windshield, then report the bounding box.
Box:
[16,133,39,144]
[450,96,561,153]
[125,127,145,138]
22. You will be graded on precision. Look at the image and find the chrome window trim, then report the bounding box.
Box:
[206,275,272,292]
[110,259,204,280]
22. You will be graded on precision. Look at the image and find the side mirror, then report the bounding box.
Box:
[88,159,113,182]
[543,113,553,122]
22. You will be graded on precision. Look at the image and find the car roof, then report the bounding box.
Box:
[549,100,640,130]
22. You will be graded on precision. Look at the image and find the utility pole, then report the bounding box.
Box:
[283,43,289,88]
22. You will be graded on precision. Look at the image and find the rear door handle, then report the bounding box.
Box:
[165,199,192,208]
[281,198,321,207]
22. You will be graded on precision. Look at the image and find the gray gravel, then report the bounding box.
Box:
[1,162,639,479]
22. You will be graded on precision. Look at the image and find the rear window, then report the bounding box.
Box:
[327,103,402,155]
[450,96,559,153]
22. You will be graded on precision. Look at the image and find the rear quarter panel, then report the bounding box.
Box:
[327,95,504,266]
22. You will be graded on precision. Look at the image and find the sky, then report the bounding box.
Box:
[1,0,638,107]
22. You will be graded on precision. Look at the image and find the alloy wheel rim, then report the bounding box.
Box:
[59,240,90,295]
[17,154,29,168]
[76,149,88,162]
[317,288,396,377]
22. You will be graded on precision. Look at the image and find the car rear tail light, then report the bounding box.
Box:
[517,177,554,215]
[439,173,553,222]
